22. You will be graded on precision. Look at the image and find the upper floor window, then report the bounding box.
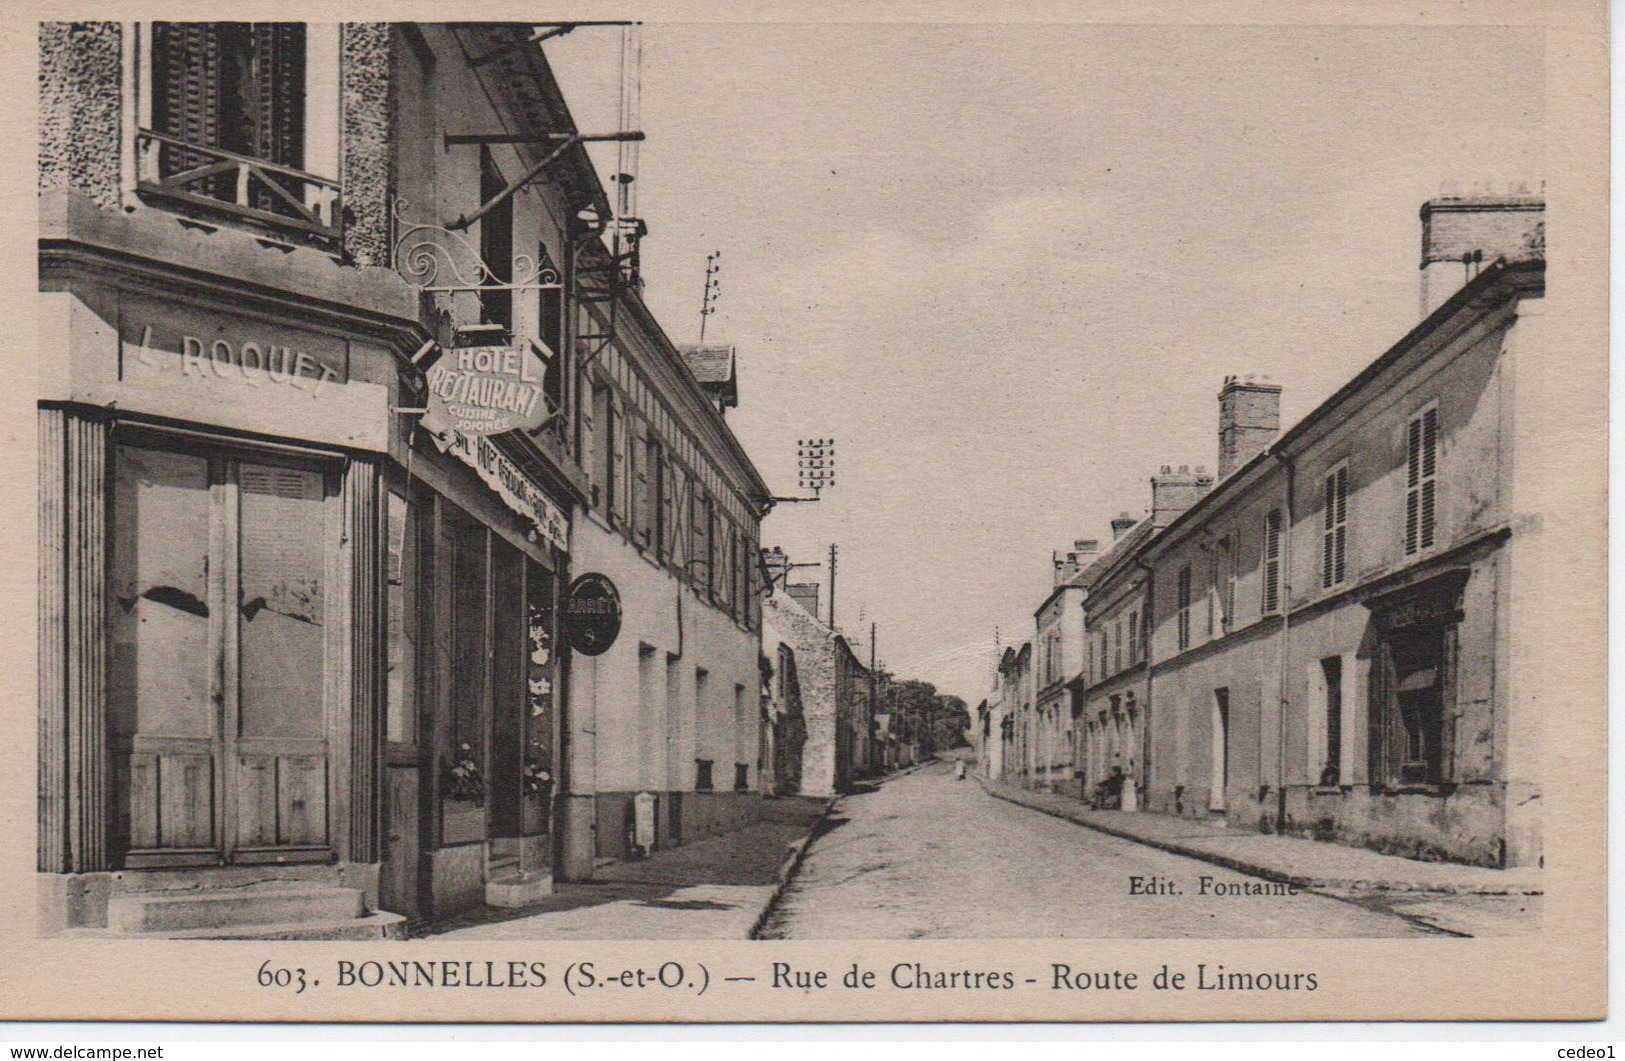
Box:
[1176,565,1193,650]
[1404,406,1438,557]
[1127,608,1139,663]
[1322,464,1349,588]
[1261,509,1283,614]
[1217,535,1235,633]
[1113,618,1123,672]
[137,23,340,245]
[478,147,513,333]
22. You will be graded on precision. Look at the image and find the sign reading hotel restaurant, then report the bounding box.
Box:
[425,341,552,436]
[564,573,622,656]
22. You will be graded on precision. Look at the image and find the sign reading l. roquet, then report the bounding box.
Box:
[425,340,553,436]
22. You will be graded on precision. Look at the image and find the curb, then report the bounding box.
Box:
[978,778,1541,897]
[748,794,840,940]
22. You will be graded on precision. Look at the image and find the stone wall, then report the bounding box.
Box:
[340,23,394,267]
[39,22,122,210]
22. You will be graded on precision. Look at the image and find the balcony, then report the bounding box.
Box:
[135,130,342,249]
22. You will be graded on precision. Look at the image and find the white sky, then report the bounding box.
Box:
[545,22,1544,702]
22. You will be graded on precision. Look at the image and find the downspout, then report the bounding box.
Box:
[1273,450,1296,833]
[1135,558,1155,808]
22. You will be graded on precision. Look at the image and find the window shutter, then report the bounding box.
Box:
[670,465,689,570]
[153,23,222,181]
[659,453,675,561]
[610,405,627,523]
[1405,409,1438,556]
[1262,510,1282,613]
[630,422,648,544]
[1420,409,1437,549]
[256,24,306,170]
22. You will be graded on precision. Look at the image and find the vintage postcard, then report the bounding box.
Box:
[1,0,1607,1025]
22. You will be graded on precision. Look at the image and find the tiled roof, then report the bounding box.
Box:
[677,343,735,385]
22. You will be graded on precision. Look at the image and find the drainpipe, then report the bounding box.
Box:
[1273,451,1296,833]
[1134,558,1155,806]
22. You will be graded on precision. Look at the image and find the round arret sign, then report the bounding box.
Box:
[564,573,622,656]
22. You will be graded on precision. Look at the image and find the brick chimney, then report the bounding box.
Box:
[1151,464,1213,528]
[1054,539,1100,586]
[1419,182,1544,317]
[1218,375,1282,479]
[1110,512,1137,540]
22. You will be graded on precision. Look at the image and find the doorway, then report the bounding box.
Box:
[108,441,336,867]
[1209,688,1230,813]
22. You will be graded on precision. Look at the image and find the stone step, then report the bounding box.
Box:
[66,910,408,941]
[107,885,366,934]
[168,911,408,941]
[485,871,553,909]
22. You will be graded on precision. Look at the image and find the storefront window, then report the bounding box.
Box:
[525,562,556,816]
[385,491,417,745]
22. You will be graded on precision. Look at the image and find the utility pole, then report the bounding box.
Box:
[828,543,838,630]
[870,622,878,772]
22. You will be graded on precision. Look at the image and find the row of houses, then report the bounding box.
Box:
[978,188,1546,869]
[35,21,817,938]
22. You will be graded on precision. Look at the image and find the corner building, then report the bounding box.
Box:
[36,21,767,936]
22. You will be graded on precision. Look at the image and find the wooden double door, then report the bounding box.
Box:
[108,439,338,867]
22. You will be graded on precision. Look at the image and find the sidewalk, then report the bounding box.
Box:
[418,796,830,940]
[981,777,1542,896]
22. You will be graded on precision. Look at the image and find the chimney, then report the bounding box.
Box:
[1151,464,1213,528]
[762,546,790,589]
[1110,512,1137,540]
[1218,375,1282,479]
[1053,539,1099,587]
[786,582,821,618]
[1419,182,1544,317]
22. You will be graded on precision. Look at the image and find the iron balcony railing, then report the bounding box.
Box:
[135,129,342,247]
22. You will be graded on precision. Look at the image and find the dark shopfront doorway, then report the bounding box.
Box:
[378,495,559,922]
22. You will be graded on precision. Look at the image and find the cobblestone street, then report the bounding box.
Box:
[761,763,1477,939]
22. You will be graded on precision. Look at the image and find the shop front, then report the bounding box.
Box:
[38,207,412,936]
[382,427,573,922]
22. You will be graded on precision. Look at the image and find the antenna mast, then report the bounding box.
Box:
[699,251,722,341]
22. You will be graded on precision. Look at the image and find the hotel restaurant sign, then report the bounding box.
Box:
[421,339,568,553]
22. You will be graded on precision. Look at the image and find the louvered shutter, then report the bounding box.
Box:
[256,24,305,169]
[153,23,222,185]
[1405,409,1438,556]
[1261,511,1282,613]
[1419,409,1437,549]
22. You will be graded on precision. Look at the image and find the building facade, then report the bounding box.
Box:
[1142,196,1544,867]
[761,582,871,799]
[1031,544,1092,791]
[1075,522,1153,805]
[37,21,770,936]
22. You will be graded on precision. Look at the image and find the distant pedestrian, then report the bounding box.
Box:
[954,760,967,780]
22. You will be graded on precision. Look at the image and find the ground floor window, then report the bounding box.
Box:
[1387,626,1449,785]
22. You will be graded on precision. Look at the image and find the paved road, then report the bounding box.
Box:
[759,761,1436,939]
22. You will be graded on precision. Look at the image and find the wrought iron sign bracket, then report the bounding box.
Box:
[392,199,564,295]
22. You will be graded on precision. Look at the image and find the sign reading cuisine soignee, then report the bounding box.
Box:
[564,573,622,656]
